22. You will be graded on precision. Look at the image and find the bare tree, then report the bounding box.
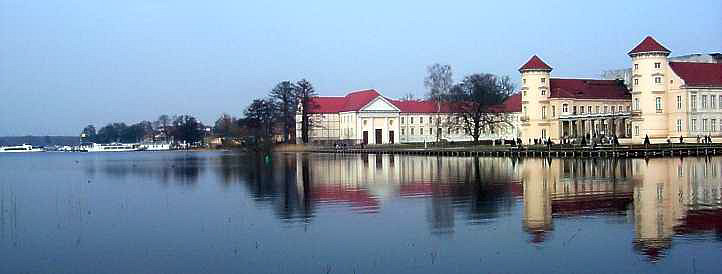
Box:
[244,99,278,140]
[424,64,454,142]
[269,81,298,143]
[400,92,416,101]
[443,73,515,144]
[424,63,454,100]
[294,79,317,144]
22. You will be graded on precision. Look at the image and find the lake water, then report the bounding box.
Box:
[1,152,721,273]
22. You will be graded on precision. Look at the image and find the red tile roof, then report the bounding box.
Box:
[519,55,552,72]
[669,62,722,87]
[628,36,670,55]
[549,79,630,100]
[308,89,521,114]
[307,89,381,113]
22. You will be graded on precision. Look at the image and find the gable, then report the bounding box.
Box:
[361,97,400,112]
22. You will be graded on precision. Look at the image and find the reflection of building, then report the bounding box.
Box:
[521,157,722,261]
[520,36,722,143]
[294,153,522,233]
[296,89,521,144]
[521,158,634,243]
[631,157,722,261]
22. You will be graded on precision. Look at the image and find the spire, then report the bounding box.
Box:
[628,36,670,56]
[519,55,552,72]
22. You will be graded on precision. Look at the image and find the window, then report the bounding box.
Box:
[635,98,640,110]
[677,96,682,110]
[580,105,585,114]
[541,129,547,139]
[635,126,640,136]
[719,95,722,109]
[420,128,424,135]
[428,117,432,124]
[596,106,600,113]
[419,117,423,123]
[541,89,546,96]
[619,105,623,112]
[523,106,528,115]
[429,128,433,135]
[654,62,661,68]
[401,128,405,135]
[604,105,609,113]
[523,79,526,84]
[691,119,697,131]
[611,106,616,113]
[712,96,717,109]
[703,119,708,131]
[573,106,577,114]
[523,90,527,96]
[702,95,708,109]
[712,119,717,132]
[655,97,662,112]
[562,104,568,113]
[541,78,546,83]
[389,120,394,126]
[634,78,639,85]
[542,106,547,119]
[411,128,415,135]
[634,64,639,70]
[655,77,661,83]
[552,106,556,117]
[691,95,697,110]
[588,106,592,113]
[677,119,682,132]
[410,117,414,124]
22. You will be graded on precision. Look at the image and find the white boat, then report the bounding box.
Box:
[141,142,172,151]
[82,143,141,152]
[0,144,45,153]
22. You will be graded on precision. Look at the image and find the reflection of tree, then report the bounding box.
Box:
[218,153,315,222]
[85,154,206,185]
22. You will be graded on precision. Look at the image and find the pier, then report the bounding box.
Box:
[311,144,722,158]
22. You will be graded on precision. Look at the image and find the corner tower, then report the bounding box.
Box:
[519,55,553,143]
[628,36,671,142]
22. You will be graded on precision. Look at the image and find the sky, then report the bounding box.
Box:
[1,0,721,136]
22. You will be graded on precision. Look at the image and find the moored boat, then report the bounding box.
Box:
[82,143,141,152]
[0,144,45,153]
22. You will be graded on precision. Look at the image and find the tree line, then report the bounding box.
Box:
[80,114,205,145]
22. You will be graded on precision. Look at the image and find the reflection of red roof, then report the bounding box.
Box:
[674,208,722,235]
[311,185,379,212]
[628,36,670,55]
[551,192,633,216]
[669,62,722,87]
[519,55,552,72]
[549,79,630,100]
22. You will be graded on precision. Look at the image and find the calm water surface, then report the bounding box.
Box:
[1,152,721,273]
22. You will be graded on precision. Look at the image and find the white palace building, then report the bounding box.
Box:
[296,36,722,145]
[295,89,521,145]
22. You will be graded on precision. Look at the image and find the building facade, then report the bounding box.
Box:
[521,36,722,144]
[295,89,521,145]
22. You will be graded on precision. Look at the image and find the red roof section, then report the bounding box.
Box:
[669,62,722,87]
[628,36,670,55]
[519,55,552,72]
[308,89,521,114]
[307,89,381,113]
[549,79,630,100]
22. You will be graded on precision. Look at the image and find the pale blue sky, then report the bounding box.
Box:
[1,0,721,136]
